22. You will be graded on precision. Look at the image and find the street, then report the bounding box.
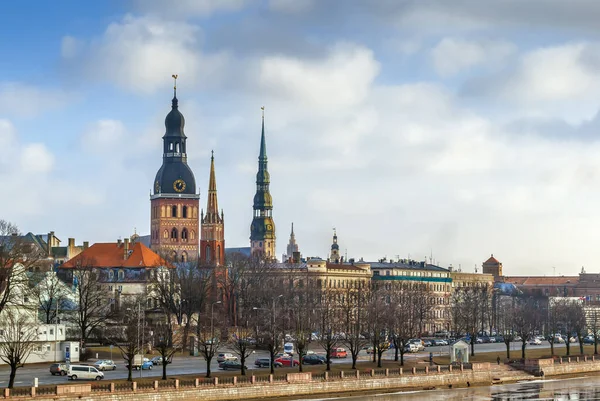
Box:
[0,341,566,387]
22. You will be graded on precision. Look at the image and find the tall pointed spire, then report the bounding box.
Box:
[203,150,221,224]
[259,106,267,161]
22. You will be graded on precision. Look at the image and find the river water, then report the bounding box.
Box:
[289,376,600,400]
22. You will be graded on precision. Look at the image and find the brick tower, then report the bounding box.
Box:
[150,77,200,262]
[200,151,225,266]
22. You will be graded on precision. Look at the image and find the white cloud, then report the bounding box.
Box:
[431,38,516,76]
[0,83,71,118]
[81,119,127,153]
[20,143,55,173]
[269,0,314,14]
[63,15,231,94]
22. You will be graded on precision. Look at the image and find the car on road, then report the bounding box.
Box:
[68,365,104,381]
[403,343,419,353]
[331,348,348,358]
[150,356,163,365]
[49,363,68,376]
[302,355,325,365]
[584,336,596,345]
[94,360,117,371]
[254,358,283,368]
[219,360,246,371]
[423,340,433,347]
[126,360,153,370]
[529,337,542,345]
[284,342,295,356]
[433,339,448,346]
[275,356,299,367]
[216,353,238,363]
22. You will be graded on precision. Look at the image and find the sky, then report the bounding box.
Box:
[3,0,600,276]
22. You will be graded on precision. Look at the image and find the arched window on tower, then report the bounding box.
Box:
[181,228,188,241]
[171,228,178,240]
[206,246,211,262]
[169,143,174,151]
[175,143,180,153]
[190,230,196,240]
[163,230,169,239]
[182,206,188,218]
[172,205,177,218]
[217,245,221,265]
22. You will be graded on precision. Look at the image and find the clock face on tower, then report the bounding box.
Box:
[173,179,186,193]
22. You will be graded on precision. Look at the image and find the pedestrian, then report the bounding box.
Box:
[429,352,433,365]
[497,356,501,365]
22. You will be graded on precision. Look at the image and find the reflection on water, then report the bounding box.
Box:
[292,376,600,401]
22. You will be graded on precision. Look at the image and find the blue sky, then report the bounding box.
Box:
[3,0,600,276]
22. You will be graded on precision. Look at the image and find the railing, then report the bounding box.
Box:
[137,381,155,391]
[158,380,176,389]
[273,374,287,382]
[219,377,235,385]
[180,378,196,388]
[198,378,215,386]
[236,376,252,385]
[91,382,112,392]
[9,387,30,397]
[388,368,402,375]
[312,372,327,381]
[114,382,131,392]
[255,375,271,383]
[36,385,56,396]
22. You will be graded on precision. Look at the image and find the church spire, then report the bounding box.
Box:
[204,150,221,223]
[259,106,267,161]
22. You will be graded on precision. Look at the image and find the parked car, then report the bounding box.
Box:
[569,336,578,343]
[423,340,433,347]
[254,358,282,368]
[49,363,68,376]
[68,365,104,381]
[529,337,542,345]
[331,348,348,358]
[403,343,419,353]
[303,355,326,365]
[433,339,447,346]
[552,335,565,344]
[217,353,238,363]
[219,360,246,371]
[94,360,117,371]
[408,339,424,351]
[584,336,596,345]
[284,342,295,356]
[274,357,299,367]
[150,356,163,365]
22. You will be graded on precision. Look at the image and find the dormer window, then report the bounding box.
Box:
[118,270,124,280]
[109,270,114,280]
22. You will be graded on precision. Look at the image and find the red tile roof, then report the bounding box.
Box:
[59,242,171,269]
[484,254,500,264]
[502,276,578,286]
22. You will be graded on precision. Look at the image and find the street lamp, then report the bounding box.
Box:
[211,301,222,349]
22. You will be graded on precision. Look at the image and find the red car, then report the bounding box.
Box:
[331,347,348,358]
[274,357,299,367]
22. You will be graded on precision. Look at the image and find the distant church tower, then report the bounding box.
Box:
[482,254,503,280]
[284,223,299,262]
[329,229,340,263]
[250,107,276,259]
[200,151,225,266]
[150,76,200,262]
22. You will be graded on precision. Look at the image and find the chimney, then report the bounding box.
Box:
[83,241,89,250]
[47,232,54,257]
[68,238,75,258]
[117,239,122,246]
[124,238,130,259]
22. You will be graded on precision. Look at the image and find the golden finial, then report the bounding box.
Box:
[172,74,178,89]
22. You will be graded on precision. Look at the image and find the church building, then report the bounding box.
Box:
[150,78,200,262]
[200,152,225,266]
[250,108,276,259]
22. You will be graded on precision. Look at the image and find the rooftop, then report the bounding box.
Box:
[59,242,170,269]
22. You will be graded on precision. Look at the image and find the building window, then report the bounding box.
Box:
[118,270,124,280]
[108,286,113,291]
[183,206,188,218]
[181,228,188,241]
[172,205,177,218]
[171,227,178,240]
[109,270,114,280]
[190,230,196,240]
[50,329,54,335]
[118,285,123,292]
[163,230,169,239]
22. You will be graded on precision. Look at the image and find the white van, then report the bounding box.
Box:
[68,365,104,381]
[284,342,294,356]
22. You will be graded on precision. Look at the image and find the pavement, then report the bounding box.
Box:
[0,341,567,387]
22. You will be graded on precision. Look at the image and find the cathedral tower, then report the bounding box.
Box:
[200,151,225,266]
[150,76,200,262]
[250,107,276,259]
[329,229,340,263]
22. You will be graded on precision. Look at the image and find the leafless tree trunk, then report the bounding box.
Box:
[0,310,41,388]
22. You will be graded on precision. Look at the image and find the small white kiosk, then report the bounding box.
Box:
[450,340,469,364]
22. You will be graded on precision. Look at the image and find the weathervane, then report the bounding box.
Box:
[172,74,178,97]
[261,106,265,119]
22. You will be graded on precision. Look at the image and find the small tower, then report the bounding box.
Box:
[150,75,200,263]
[284,223,299,262]
[329,228,340,263]
[200,151,225,266]
[482,254,503,280]
[250,107,276,260]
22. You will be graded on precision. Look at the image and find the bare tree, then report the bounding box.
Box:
[229,326,254,376]
[451,287,486,356]
[569,301,587,355]
[317,286,342,371]
[0,310,41,388]
[70,260,114,346]
[153,323,181,380]
[496,295,515,358]
[366,283,391,368]
[511,296,541,359]
[389,282,419,366]
[0,221,44,316]
[106,298,145,381]
[196,312,221,378]
[588,307,600,355]
[545,298,563,356]
[30,271,70,324]
[340,284,368,369]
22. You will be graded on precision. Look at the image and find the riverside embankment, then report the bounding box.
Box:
[7,356,600,401]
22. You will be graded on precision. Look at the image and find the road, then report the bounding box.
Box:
[0,341,568,387]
